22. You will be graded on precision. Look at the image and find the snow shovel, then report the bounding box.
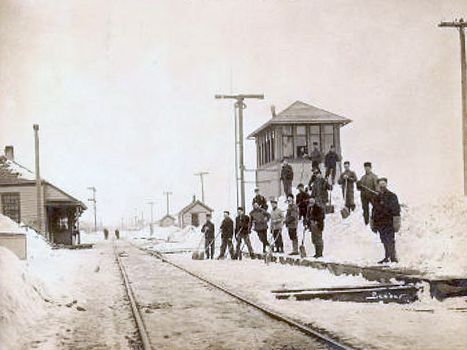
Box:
[325,190,335,214]
[192,236,205,260]
[340,178,350,219]
[265,229,280,264]
[299,227,307,258]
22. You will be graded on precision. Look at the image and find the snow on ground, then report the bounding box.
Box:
[0,247,47,349]
[0,214,26,234]
[134,193,466,278]
[166,253,467,350]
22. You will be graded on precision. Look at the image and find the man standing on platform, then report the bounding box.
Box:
[249,202,271,253]
[296,183,310,222]
[370,178,401,264]
[280,157,294,197]
[218,211,235,259]
[324,145,340,184]
[270,199,284,253]
[338,161,358,212]
[234,207,254,259]
[307,197,325,258]
[309,142,323,172]
[285,194,299,255]
[201,213,215,260]
[357,162,379,225]
[309,170,331,208]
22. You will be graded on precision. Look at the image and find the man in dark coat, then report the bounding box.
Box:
[324,145,340,184]
[252,188,268,211]
[234,207,255,259]
[280,157,294,197]
[370,178,401,264]
[285,194,299,255]
[201,213,215,259]
[338,161,358,211]
[309,170,331,208]
[357,162,379,225]
[249,202,270,253]
[306,197,325,258]
[218,211,235,259]
[296,183,310,222]
[309,142,323,172]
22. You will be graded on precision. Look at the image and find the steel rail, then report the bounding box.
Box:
[114,245,153,350]
[140,246,358,350]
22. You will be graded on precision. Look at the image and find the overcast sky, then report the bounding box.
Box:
[1,0,466,225]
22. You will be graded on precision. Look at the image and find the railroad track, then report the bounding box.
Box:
[114,245,152,350]
[134,244,360,350]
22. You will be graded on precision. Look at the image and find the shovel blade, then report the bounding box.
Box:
[299,245,307,258]
[340,207,350,219]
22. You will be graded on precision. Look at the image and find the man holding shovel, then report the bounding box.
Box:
[234,207,255,259]
[338,161,358,212]
[285,194,299,255]
[307,197,325,258]
[218,211,235,259]
[201,213,215,260]
[357,162,379,225]
[249,202,271,253]
[270,199,284,253]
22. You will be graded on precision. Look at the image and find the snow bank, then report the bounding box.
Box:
[0,214,25,234]
[0,247,47,349]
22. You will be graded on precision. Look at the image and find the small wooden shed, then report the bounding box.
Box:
[247,101,351,199]
[178,197,213,228]
[159,214,176,228]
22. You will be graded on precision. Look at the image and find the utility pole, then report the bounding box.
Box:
[33,124,44,235]
[163,191,173,215]
[87,187,97,232]
[148,201,155,235]
[215,94,264,209]
[439,18,467,195]
[194,171,209,202]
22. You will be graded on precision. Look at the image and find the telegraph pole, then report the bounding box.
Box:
[439,18,467,195]
[163,191,173,215]
[215,94,264,209]
[148,201,154,235]
[194,171,209,202]
[87,187,97,232]
[33,124,44,235]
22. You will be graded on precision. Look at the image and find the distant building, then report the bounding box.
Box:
[247,101,351,199]
[178,196,213,228]
[0,146,87,245]
[159,214,176,227]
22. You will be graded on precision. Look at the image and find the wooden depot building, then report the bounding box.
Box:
[247,101,351,199]
[0,146,86,245]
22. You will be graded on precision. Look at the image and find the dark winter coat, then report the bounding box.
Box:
[307,204,325,231]
[310,177,331,206]
[371,190,401,228]
[280,164,294,181]
[235,214,250,236]
[252,194,268,211]
[285,203,299,229]
[324,151,340,169]
[220,217,234,239]
[201,221,215,239]
[249,208,270,232]
[296,190,311,212]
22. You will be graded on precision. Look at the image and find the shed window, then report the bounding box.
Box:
[322,124,334,153]
[1,193,20,223]
[309,125,320,151]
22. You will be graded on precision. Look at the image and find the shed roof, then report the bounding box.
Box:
[159,214,176,221]
[247,100,352,139]
[0,155,87,210]
[178,199,213,216]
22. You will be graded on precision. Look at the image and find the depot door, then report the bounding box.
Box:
[191,213,199,227]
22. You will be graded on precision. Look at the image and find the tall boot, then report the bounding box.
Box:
[389,242,398,263]
[289,239,299,255]
[378,243,390,264]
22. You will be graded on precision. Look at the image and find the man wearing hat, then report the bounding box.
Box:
[296,183,311,222]
[270,199,284,253]
[309,169,331,208]
[357,162,379,225]
[338,161,358,212]
[249,202,271,253]
[324,145,340,184]
[285,194,300,255]
[201,213,215,260]
[234,207,255,259]
[370,178,401,263]
[218,211,235,259]
[252,188,268,211]
[309,142,323,172]
[280,157,294,197]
